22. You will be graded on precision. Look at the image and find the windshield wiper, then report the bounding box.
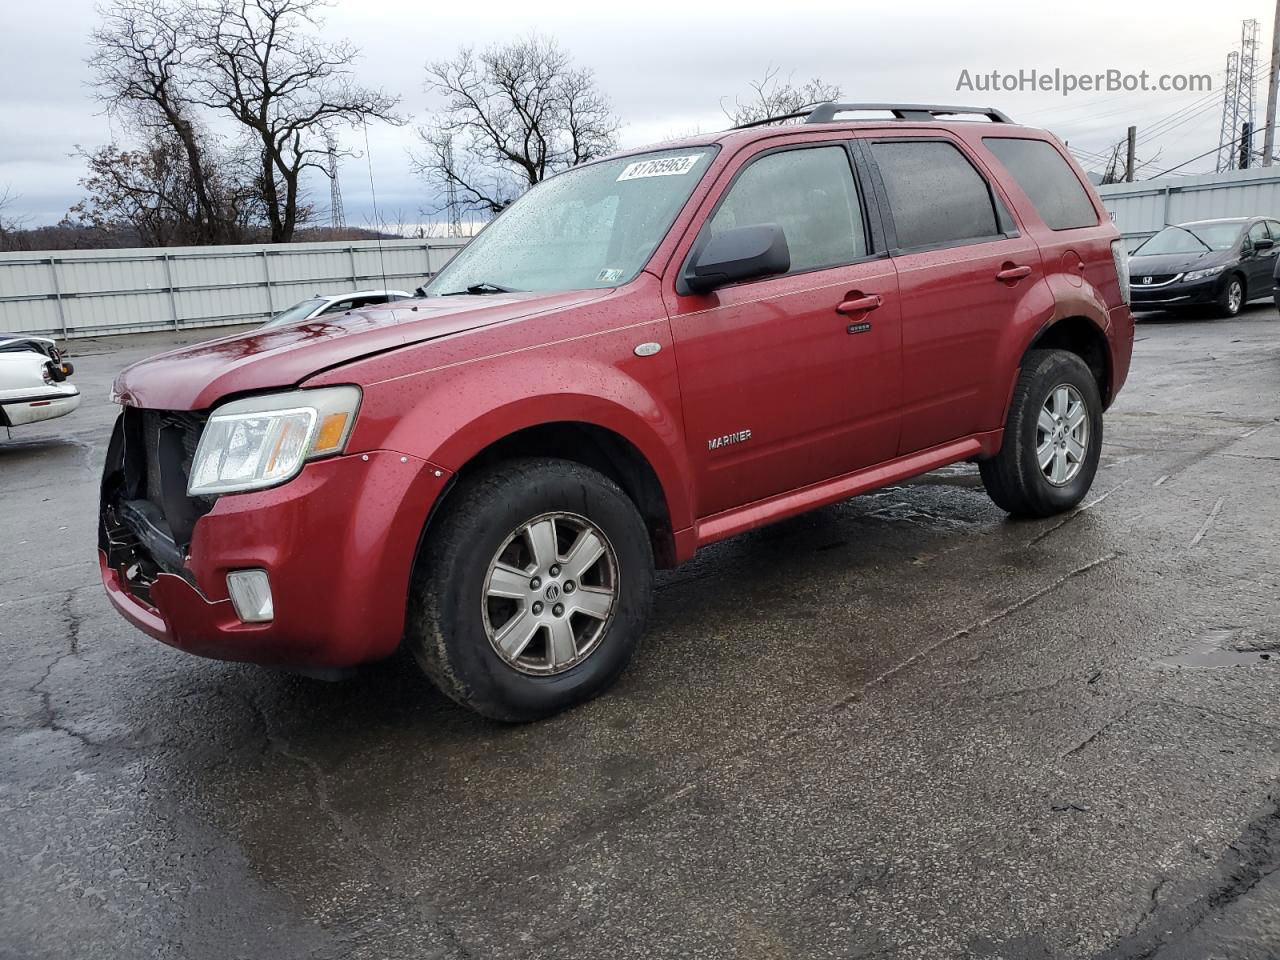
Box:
[439,282,519,296]
[1169,224,1212,252]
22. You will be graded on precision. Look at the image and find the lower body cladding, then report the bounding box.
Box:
[100,443,452,669]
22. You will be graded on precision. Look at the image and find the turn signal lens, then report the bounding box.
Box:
[313,412,350,454]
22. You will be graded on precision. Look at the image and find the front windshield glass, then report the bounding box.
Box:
[1133,223,1242,255]
[263,298,326,328]
[426,148,717,295]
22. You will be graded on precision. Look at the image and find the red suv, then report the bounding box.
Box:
[100,102,1134,720]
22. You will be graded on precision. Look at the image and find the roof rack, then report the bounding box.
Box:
[805,102,1013,124]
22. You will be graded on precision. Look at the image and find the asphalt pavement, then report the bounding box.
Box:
[1,307,1278,959]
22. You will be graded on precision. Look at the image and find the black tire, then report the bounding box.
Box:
[408,457,654,722]
[979,349,1103,518]
[1215,274,1245,318]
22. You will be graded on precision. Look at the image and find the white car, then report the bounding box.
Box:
[260,290,413,329]
[0,336,80,431]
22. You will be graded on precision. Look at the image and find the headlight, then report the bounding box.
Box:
[188,386,361,496]
[1183,265,1226,283]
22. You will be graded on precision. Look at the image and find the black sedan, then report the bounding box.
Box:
[1127,217,1280,317]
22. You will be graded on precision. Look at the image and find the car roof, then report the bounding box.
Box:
[1180,217,1252,226]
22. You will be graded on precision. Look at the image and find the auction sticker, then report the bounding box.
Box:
[617,154,704,182]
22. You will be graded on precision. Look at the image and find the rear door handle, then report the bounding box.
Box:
[995,265,1033,282]
[836,294,883,315]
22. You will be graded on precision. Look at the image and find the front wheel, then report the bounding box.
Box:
[980,349,1103,518]
[1215,275,1244,318]
[408,458,654,722]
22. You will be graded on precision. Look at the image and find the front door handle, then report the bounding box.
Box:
[996,265,1033,283]
[836,294,883,315]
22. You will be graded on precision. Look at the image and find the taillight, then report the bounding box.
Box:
[1111,239,1130,306]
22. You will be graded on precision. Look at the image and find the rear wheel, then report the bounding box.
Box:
[408,458,654,721]
[980,349,1103,518]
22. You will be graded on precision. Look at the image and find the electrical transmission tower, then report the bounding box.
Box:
[326,131,346,230]
[442,135,462,238]
[1217,19,1261,171]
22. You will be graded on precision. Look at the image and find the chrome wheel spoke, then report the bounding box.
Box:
[1065,436,1086,462]
[1037,439,1056,469]
[562,529,606,582]
[525,517,558,569]
[570,586,613,620]
[1066,402,1086,431]
[546,617,578,670]
[1038,408,1056,435]
[1052,386,1070,417]
[487,561,530,600]
[494,608,540,660]
[1051,448,1069,484]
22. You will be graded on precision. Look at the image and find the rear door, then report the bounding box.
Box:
[664,138,902,518]
[859,134,1044,454]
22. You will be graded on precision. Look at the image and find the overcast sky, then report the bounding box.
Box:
[0,0,1268,229]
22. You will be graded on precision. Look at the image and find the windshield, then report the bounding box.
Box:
[262,298,327,328]
[426,148,716,295]
[1133,223,1242,255]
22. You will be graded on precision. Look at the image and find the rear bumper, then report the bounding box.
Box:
[1,387,80,427]
[1107,304,1134,405]
[101,449,452,668]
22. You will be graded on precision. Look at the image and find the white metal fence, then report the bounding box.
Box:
[1099,166,1280,248]
[0,237,468,339]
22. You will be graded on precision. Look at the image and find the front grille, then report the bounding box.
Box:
[1133,273,1179,287]
[100,407,213,589]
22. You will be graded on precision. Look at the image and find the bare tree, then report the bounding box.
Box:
[415,35,620,219]
[0,186,27,250]
[86,0,399,245]
[722,67,841,126]
[89,0,241,242]
[67,132,260,245]
[192,0,400,242]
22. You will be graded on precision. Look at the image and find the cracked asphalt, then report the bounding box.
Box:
[2,307,1278,959]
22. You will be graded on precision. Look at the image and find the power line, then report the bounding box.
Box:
[1149,122,1266,178]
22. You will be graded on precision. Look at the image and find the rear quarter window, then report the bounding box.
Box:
[983,137,1099,231]
[869,139,1000,250]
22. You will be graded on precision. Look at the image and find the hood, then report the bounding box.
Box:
[113,290,603,411]
[1128,249,1235,276]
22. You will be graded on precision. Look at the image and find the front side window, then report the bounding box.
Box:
[706,146,867,273]
[1247,221,1269,248]
[870,140,1000,249]
[426,148,715,295]
[983,137,1098,231]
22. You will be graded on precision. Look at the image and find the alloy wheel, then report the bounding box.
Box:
[481,512,619,676]
[1036,384,1089,487]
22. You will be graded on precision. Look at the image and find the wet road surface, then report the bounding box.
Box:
[2,309,1278,959]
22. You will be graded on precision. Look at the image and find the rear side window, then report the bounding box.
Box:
[869,140,999,249]
[983,137,1099,231]
[708,145,867,273]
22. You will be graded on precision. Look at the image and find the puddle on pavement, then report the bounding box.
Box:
[1154,628,1280,669]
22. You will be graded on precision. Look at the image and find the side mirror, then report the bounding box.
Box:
[1255,236,1274,250]
[687,224,790,294]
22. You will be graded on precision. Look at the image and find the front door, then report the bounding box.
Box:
[664,140,902,518]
